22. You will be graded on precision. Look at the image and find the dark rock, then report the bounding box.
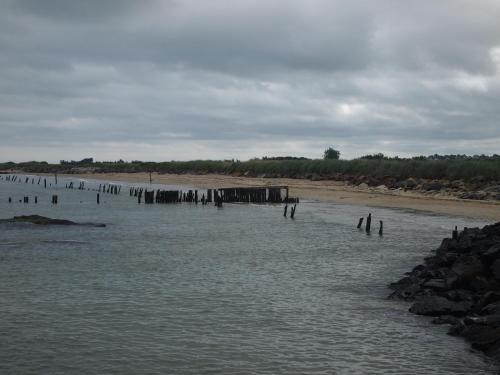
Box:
[461,325,500,351]
[491,260,500,280]
[476,291,500,310]
[0,215,106,227]
[444,289,475,303]
[478,244,500,262]
[403,178,418,189]
[422,278,449,291]
[432,315,460,325]
[469,276,492,292]
[422,181,444,191]
[481,301,500,315]
[464,315,500,327]
[390,221,500,361]
[448,321,466,336]
[409,296,472,317]
[460,192,487,200]
[484,185,500,193]
[451,255,486,287]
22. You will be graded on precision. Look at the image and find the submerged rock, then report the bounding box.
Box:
[0,215,105,227]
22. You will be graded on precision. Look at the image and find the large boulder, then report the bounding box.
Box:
[409,296,473,316]
[422,180,444,191]
[450,255,486,287]
[403,178,418,189]
[490,259,500,280]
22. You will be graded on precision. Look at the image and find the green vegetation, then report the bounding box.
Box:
[2,155,500,183]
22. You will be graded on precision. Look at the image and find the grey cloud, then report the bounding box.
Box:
[1,0,500,162]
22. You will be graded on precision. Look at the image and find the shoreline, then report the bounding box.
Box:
[44,172,500,221]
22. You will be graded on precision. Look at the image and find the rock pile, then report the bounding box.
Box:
[390,222,500,360]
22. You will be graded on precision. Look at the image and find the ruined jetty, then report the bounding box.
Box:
[128,185,299,205]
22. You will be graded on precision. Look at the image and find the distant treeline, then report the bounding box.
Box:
[2,154,500,182]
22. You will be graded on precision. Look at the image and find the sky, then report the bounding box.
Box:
[1,0,500,162]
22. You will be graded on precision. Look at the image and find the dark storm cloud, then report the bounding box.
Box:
[0,0,500,162]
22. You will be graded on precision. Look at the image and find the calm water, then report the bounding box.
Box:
[0,175,497,374]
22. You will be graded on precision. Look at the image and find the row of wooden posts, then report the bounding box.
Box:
[2,174,299,216]
[128,185,298,205]
[7,195,58,204]
[2,174,297,204]
[2,174,51,188]
[357,213,383,235]
[283,204,297,219]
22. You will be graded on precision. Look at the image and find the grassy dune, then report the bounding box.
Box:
[2,157,500,183]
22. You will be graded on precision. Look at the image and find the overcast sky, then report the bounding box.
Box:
[1,0,500,162]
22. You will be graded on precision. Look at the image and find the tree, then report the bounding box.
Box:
[323,147,340,160]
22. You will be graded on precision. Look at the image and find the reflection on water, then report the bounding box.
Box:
[0,175,497,374]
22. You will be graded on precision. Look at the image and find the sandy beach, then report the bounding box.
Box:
[56,172,500,221]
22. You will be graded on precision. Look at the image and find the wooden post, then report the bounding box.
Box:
[379,220,383,236]
[290,204,296,219]
[284,204,288,217]
[54,173,58,185]
[97,193,100,204]
[366,213,372,233]
[357,218,364,229]
[8,197,12,203]
[35,196,38,204]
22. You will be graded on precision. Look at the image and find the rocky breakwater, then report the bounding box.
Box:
[390,222,500,360]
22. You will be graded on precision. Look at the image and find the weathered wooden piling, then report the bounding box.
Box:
[379,220,383,236]
[357,218,364,229]
[8,197,12,203]
[284,204,288,217]
[97,193,100,204]
[35,196,38,204]
[44,179,46,188]
[366,213,372,233]
[290,204,297,219]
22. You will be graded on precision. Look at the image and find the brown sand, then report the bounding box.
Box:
[56,172,500,221]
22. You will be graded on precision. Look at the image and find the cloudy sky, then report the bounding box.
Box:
[1,0,500,162]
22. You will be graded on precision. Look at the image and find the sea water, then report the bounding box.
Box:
[0,175,497,374]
